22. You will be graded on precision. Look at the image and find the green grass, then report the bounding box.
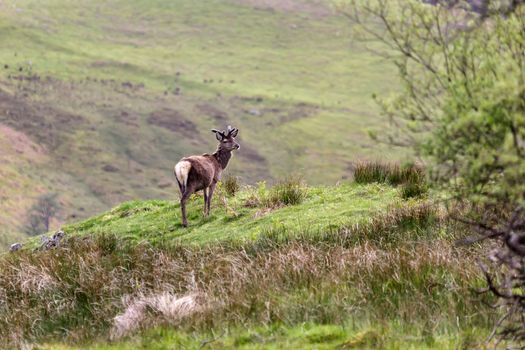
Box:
[63,182,400,245]
[41,323,490,349]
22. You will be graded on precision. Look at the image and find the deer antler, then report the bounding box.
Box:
[225,125,238,137]
[213,126,238,138]
[211,128,226,141]
[211,128,225,135]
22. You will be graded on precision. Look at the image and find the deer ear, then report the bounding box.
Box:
[230,128,238,137]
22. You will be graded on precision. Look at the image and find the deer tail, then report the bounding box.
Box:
[174,160,191,194]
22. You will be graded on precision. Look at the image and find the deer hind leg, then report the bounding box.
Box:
[180,189,192,227]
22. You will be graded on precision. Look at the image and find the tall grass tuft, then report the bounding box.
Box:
[401,181,428,199]
[354,162,428,199]
[222,175,240,197]
[266,175,306,207]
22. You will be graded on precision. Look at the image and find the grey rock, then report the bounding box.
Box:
[40,229,66,250]
[248,109,261,116]
[9,243,22,252]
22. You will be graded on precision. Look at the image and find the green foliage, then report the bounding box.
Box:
[40,324,491,349]
[345,0,525,209]
[424,11,525,208]
[344,2,525,344]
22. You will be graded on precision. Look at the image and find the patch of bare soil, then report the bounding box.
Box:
[0,124,47,160]
[233,0,332,17]
[0,124,49,234]
[0,87,85,150]
[196,103,228,123]
[237,143,267,164]
[114,111,140,128]
[147,108,198,137]
[278,103,318,124]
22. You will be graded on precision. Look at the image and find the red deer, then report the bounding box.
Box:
[174,125,240,227]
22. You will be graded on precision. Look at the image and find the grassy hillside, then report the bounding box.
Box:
[0,0,403,245]
[64,182,400,245]
[0,179,493,349]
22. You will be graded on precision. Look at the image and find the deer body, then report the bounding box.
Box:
[174,126,239,227]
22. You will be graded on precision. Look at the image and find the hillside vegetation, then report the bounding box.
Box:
[0,0,403,245]
[0,175,493,349]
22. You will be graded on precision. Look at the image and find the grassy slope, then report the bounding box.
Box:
[65,182,399,245]
[3,182,490,349]
[0,0,403,244]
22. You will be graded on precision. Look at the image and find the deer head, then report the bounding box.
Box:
[212,125,240,151]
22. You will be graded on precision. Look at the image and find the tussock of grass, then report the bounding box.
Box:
[242,177,307,210]
[265,175,307,207]
[401,181,429,199]
[354,161,426,187]
[222,175,240,197]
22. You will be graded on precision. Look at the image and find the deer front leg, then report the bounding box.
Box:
[203,187,209,216]
[207,182,216,215]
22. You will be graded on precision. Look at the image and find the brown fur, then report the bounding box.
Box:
[174,126,239,227]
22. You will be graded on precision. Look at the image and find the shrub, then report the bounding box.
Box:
[222,175,240,197]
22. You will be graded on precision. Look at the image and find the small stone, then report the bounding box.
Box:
[10,243,22,252]
[248,109,261,116]
[52,230,65,241]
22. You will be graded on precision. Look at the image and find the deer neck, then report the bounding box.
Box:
[213,148,232,170]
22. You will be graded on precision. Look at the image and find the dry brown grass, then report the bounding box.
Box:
[111,292,203,339]
[0,207,487,347]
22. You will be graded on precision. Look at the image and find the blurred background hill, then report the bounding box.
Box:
[0,0,402,246]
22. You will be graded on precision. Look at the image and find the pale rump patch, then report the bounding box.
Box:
[174,161,191,189]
